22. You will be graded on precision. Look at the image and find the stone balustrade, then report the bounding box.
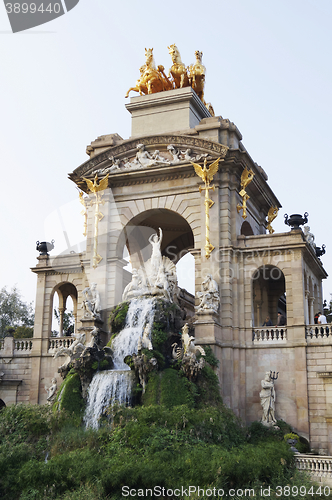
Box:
[252,328,287,342]
[14,339,33,352]
[48,337,75,351]
[306,324,331,339]
[295,454,332,484]
[0,338,33,353]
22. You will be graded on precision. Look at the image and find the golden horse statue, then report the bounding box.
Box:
[168,44,189,89]
[188,50,206,102]
[125,48,172,98]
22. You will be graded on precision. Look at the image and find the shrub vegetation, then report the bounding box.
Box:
[0,309,325,499]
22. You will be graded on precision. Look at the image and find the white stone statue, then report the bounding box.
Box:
[260,371,277,425]
[172,324,206,380]
[195,274,220,314]
[53,332,86,376]
[303,225,315,248]
[167,144,181,164]
[122,268,143,302]
[121,228,178,303]
[82,283,101,319]
[103,156,121,173]
[46,377,57,403]
[138,325,153,351]
[135,144,168,168]
[148,227,163,278]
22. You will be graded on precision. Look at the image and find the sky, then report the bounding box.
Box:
[1,0,332,307]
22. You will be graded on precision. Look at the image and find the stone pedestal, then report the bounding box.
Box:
[125,87,211,137]
[194,313,222,344]
[79,317,107,346]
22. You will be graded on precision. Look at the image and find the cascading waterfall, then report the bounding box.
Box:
[84,297,155,429]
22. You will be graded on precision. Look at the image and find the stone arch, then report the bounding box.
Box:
[0,399,6,410]
[116,197,201,254]
[50,282,78,337]
[252,265,286,327]
[116,208,195,268]
[241,221,254,236]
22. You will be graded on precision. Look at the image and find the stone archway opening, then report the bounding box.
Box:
[252,265,286,327]
[119,208,194,267]
[119,208,195,297]
[241,221,254,236]
[50,283,78,337]
[0,399,6,411]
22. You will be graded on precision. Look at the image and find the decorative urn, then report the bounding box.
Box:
[315,244,326,258]
[284,212,308,231]
[36,240,55,256]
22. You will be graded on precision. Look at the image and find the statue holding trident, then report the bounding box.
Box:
[260,371,279,425]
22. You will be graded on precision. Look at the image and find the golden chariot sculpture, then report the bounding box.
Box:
[125,45,214,114]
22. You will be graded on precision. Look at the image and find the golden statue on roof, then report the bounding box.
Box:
[126,45,213,114]
[125,48,172,98]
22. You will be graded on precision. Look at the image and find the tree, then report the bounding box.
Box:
[0,286,34,338]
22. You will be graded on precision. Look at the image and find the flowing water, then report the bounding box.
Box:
[84,298,155,429]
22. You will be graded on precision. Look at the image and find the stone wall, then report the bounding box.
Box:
[0,337,32,405]
[306,336,332,455]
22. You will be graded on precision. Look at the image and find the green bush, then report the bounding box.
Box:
[142,369,197,408]
[0,401,323,500]
[284,432,310,453]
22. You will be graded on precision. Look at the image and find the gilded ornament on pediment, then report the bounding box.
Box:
[266,206,279,234]
[237,167,255,220]
[83,173,109,269]
[192,157,220,258]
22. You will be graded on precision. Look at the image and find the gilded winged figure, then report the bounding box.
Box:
[191,157,220,186]
[83,173,109,194]
[240,167,254,190]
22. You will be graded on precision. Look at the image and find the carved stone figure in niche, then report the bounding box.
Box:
[167,144,181,164]
[172,324,206,381]
[180,148,208,162]
[134,144,168,168]
[122,157,133,170]
[195,274,220,314]
[260,371,277,426]
[102,156,121,173]
[303,226,315,248]
[82,283,101,319]
[46,377,57,403]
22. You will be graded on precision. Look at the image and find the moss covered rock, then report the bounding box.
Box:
[54,370,84,418]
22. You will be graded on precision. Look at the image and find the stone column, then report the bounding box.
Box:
[58,307,65,337]
[309,296,315,325]
[305,290,310,325]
